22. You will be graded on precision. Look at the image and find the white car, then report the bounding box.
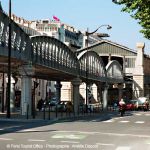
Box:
[137,97,149,110]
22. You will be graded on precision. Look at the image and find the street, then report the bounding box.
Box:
[0,111,150,150]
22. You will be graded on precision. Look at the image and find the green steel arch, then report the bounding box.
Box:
[0,9,31,61]
[77,50,106,82]
[106,60,124,83]
[31,35,79,76]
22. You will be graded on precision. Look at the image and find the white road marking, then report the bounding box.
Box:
[147,143,150,145]
[114,118,119,120]
[135,121,144,124]
[96,143,114,146]
[52,130,150,138]
[135,113,142,116]
[28,139,46,142]
[18,129,40,132]
[145,114,150,116]
[0,138,13,141]
[54,131,95,135]
[91,119,98,122]
[116,146,131,150]
[52,134,86,140]
[61,141,79,144]
[2,126,22,130]
[102,119,114,123]
[119,120,129,123]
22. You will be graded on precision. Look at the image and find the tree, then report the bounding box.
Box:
[112,0,150,40]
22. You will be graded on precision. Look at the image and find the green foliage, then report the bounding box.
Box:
[114,0,150,40]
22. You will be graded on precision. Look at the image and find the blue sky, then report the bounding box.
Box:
[1,0,150,54]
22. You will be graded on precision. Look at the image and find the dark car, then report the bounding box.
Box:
[57,101,69,111]
[49,97,58,106]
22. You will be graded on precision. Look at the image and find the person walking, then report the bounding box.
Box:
[37,98,44,111]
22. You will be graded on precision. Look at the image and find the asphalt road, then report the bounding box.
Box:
[0,111,150,150]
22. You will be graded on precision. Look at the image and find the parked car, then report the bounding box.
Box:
[56,101,73,112]
[79,104,95,113]
[49,97,59,106]
[126,100,138,111]
[137,97,149,111]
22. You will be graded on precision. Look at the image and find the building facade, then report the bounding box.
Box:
[77,40,150,104]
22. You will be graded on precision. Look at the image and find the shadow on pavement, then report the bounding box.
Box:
[0,110,135,136]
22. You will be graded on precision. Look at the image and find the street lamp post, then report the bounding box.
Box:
[85,25,112,113]
[7,0,11,118]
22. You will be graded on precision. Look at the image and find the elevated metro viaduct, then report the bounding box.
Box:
[77,40,150,105]
[0,9,124,116]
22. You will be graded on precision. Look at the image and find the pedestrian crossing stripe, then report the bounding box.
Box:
[102,120,146,124]
[52,134,87,140]
[145,139,150,145]
[135,114,142,116]
[116,146,131,150]
[119,121,129,123]
[135,121,144,124]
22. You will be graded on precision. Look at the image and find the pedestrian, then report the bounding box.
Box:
[119,98,126,116]
[113,102,117,111]
[66,101,73,114]
[37,98,44,111]
[144,99,149,111]
[119,98,126,106]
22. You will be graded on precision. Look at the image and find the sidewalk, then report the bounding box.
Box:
[0,109,119,123]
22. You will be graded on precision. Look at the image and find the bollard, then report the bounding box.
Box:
[73,105,75,117]
[26,104,29,120]
[90,105,92,114]
[48,103,51,120]
[78,105,79,116]
[82,105,84,115]
[61,107,63,117]
[43,102,46,120]
[55,105,58,118]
